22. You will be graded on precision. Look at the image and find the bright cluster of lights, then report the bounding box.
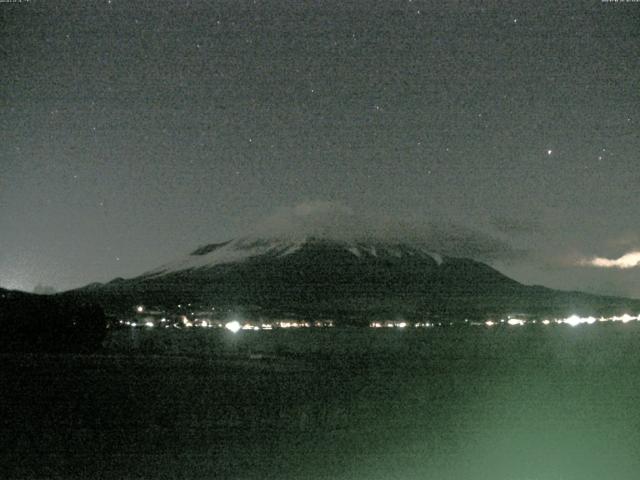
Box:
[122,317,335,330]
[483,313,640,328]
[225,320,241,333]
[221,319,334,333]
[277,321,310,328]
[370,321,433,328]
[562,315,596,327]
[121,304,640,331]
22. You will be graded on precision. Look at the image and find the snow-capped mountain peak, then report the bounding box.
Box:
[142,236,444,278]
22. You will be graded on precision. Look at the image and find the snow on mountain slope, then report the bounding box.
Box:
[142,238,299,277]
[141,236,445,278]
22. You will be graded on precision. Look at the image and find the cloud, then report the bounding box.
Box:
[248,201,521,262]
[579,251,640,269]
[251,201,364,239]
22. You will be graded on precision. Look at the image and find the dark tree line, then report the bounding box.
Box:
[0,290,106,353]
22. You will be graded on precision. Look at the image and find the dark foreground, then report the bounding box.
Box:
[2,325,640,479]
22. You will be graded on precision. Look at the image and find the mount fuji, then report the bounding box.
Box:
[65,234,640,323]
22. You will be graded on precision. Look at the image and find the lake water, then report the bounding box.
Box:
[2,324,640,479]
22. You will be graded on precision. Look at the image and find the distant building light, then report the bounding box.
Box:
[485,320,495,327]
[563,315,582,327]
[136,306,144,313]
[620,314,635,323]
[225,320,241,333]
[562,315,597,327]
[145,322,154,328]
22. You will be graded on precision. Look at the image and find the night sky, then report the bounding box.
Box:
[1,0,639,298]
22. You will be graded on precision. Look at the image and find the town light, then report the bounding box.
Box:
[225,320,241,333]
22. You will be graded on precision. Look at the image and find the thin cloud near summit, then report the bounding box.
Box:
[243,201,522,262]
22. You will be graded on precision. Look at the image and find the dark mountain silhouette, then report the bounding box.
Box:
[63,237,640,323]
[0,288,107,352]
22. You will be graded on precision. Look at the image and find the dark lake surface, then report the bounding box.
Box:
[2,324,640,479]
